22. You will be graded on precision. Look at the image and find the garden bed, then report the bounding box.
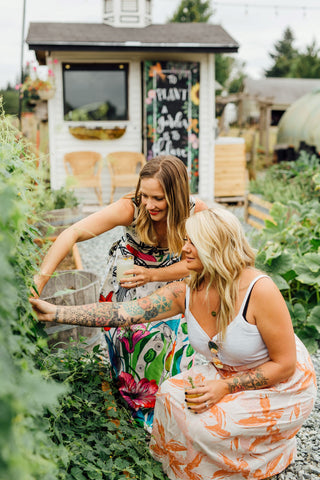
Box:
[244,193,274,229]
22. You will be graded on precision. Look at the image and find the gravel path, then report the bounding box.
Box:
[77,208,320,480]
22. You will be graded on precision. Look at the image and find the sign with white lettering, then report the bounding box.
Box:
[143,61,200,193]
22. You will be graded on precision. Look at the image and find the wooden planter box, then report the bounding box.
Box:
[34,238,83,271]
[34,206,84,270]
[214,137,247,202]
[244,193,274,229]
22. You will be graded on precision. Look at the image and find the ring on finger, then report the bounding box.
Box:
[205,401,209,408]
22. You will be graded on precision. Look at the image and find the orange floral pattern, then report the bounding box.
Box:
[150,337,316,479]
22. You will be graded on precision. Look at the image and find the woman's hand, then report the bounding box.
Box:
[30,273,43,298]
[185,379,228,413]
[29,298,57,322]
[119,266,153,289]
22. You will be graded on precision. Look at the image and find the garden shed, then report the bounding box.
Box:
[26,0,239,205]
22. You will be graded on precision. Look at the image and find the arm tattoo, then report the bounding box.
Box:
[226,368,269,393]
[55,284,181,328]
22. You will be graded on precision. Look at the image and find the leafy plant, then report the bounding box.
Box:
[0,105,67,480]
[251,200,320,353]
[37,342,169,480]
[48,187,79,210]
[250,151,320,204]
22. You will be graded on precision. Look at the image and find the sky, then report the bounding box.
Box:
[0,0,320,89]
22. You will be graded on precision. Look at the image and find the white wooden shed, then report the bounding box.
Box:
[26,0,239,205]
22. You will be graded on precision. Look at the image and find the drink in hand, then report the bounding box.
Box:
[116,255,134,282]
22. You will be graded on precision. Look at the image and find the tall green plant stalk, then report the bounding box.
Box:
[0,105,67,480]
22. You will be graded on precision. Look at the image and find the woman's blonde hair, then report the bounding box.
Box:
[186,207,255,338]
[134,155,190,254]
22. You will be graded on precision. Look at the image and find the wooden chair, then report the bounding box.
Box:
[64,151,103,206]
[106,151,146,203]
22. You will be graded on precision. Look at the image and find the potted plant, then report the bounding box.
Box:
[37,186,83,236]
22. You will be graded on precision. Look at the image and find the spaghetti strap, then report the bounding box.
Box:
[185,285,190,312]
[239,275,269,316]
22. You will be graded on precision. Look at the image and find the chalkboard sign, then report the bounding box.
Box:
[144,61,200,193]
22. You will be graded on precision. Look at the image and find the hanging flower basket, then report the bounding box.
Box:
[37,88,55,101]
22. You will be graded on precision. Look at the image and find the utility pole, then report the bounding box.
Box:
[18,0,26,130]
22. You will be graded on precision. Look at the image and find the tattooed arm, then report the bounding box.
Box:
[29,281,186,328]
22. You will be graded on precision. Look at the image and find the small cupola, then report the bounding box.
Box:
[103,0,152,27]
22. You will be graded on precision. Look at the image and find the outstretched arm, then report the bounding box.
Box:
[30,281,186,328]
[34,198,134,296]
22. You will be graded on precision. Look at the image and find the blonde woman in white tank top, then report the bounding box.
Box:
[31,207,317,480]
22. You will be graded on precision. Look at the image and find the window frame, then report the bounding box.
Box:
[62,62,129,123]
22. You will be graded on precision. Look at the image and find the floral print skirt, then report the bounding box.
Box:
[149,336,317,479]
[104,317,194,428]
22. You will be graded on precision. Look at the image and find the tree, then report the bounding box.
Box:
[266,27,320,79]
[228,60,246,94]
[265,27,298,77]
[0,90,19,115]
[215,54,234,89]
[290,40,320,78]
[168,0,243,92]
[169,0,212,23]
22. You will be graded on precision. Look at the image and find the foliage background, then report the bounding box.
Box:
[0,108,169,480]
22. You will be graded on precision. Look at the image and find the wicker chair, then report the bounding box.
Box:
[64,151,103,206]
[106,151,146,203]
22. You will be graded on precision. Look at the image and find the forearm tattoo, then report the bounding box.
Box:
[55,284,182,328]
[226,368,269,393]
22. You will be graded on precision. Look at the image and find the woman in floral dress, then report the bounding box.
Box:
[32,206,316,479]
[99,156,206,428]
[34,155,207,429]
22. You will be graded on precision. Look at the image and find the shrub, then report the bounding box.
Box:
[250,151,320,204]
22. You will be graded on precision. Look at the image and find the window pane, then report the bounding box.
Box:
[121,0,138,11]
[105,0,113,12]
[63,63,128,121]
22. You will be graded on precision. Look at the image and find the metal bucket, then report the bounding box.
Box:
[40,270,101,350]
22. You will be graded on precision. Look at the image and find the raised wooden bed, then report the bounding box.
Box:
[214,137,248,202]
[34,238,83,271]
[244,193,274,229]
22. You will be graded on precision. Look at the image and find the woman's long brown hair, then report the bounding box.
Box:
[134,155,190,255]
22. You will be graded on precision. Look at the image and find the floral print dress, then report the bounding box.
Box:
[149,280,317,479]
[99,198,196,429]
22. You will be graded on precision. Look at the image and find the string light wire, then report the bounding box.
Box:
[212,2,320,12]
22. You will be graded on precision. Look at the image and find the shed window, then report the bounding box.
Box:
[121,0,138,11]
[63,63,128,121]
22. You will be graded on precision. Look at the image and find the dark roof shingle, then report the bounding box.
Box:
[27,22,239,54]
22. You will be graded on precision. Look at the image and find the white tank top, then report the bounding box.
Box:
[185,275,270,368]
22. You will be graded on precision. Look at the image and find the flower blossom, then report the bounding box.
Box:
[118,372,158,411]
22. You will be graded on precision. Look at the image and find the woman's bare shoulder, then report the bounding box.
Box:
[194,197,208,213]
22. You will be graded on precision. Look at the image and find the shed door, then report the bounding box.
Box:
[143,61,200,193]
